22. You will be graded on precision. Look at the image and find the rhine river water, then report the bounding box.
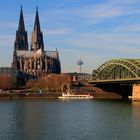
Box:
[0,99,140,140]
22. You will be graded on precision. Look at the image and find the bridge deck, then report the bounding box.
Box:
[89,78,140,84]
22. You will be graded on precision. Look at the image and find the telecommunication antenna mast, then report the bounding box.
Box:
[77,58,84,73]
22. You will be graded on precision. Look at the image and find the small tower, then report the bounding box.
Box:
[30,7,44,52]
[14,6,28,50]
[77,59,84,73]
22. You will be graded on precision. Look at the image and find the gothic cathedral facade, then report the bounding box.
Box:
[12,7,61,76]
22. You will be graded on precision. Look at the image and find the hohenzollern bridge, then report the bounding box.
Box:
[90,58,140,101]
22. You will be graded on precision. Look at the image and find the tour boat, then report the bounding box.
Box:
[58,92,93,99]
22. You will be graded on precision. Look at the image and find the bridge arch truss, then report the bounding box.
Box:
[93,59,140,80]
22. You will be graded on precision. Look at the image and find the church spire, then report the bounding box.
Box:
[14,6,28,50]
[30,7,44,51]
[34,6,41,32]
[18,5,25,32]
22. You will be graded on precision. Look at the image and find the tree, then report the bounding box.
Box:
[25,74,70,92]
[0,74,16,89]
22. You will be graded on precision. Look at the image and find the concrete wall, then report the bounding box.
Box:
[132,84,140,101]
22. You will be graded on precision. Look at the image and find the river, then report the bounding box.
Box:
[0,99,140,140]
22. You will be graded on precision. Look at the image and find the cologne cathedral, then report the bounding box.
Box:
[12,7,61,76]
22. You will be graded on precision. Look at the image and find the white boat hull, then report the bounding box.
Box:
[58,93,93,99]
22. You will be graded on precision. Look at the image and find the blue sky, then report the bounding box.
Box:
[1,0,140,73]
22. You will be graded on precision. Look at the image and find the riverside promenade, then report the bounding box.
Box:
[0,90,61,99]
[0,89,122,100]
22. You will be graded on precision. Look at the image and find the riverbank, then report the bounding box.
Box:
[0,91,61,99]
[0,91,122,100]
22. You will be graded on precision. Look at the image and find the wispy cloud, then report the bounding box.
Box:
[1,0,140,72]
[0,22,17,30]
[43,0,140,27]
[109,0,139,5]
[0,35,14,67]
[44,28,73,36]
[0,35,15,47]
[114,24,140,32]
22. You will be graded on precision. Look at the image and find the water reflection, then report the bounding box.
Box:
[0,100,140,140]
[10,100,47,140]
[0,100,53,139]
[131,102,140,140]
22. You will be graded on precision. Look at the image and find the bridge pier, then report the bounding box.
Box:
[132,84,140,101]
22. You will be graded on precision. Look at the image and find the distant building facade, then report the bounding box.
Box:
[12,7,61,76]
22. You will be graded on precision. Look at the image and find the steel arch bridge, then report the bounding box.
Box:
[92,59,140,81]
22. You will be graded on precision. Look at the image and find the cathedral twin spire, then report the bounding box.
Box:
[18,6,25,33]
[31,6,44,51]
[14,6,28,50]
[15,6,44,51]
[34,7,41,33]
